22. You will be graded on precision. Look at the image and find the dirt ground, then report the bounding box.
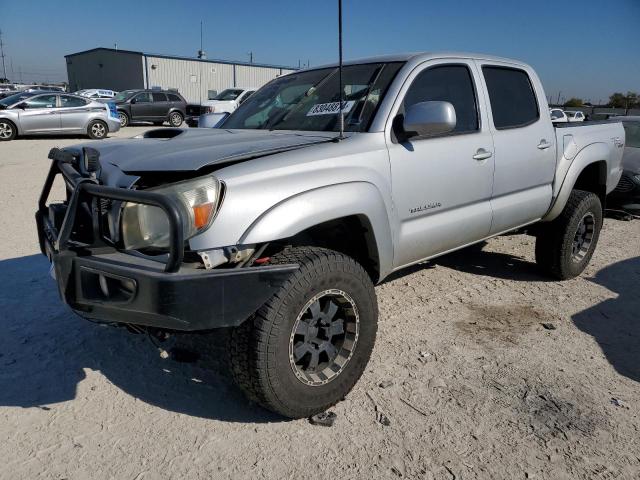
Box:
[1,128,639,480]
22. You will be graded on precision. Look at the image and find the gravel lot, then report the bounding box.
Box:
[1,127,639,480]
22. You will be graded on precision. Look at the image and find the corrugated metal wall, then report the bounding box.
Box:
[145,56,296,103]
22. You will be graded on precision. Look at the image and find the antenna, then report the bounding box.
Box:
[0,30,7,81]
[337,0,344,139]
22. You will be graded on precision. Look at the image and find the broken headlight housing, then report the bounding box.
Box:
[121,176,221,250]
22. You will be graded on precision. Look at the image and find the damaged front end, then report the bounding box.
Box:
[36,146,297,331]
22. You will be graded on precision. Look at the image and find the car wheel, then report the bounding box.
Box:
[535,189,603,280]
[87,120,108,139]
[118,112,129,127]
[228,246,378,419]
[0,119,17,141]
[169,112,183,127]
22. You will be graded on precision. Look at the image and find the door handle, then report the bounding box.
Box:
[472,148,493,161]
[537,140,552,150]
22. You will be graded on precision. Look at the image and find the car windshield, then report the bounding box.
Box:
[113,90,138,102]
[222,62,404,133]
[0,91,38,108]
[214,89,244,101]
[622,122,640,148]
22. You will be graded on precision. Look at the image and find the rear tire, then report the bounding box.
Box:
[169,111,183,127]
[87,120,108,139]
[228,247,378,418]
[0,119,16,141]
[535,189,603,279]
[118,111,129,127]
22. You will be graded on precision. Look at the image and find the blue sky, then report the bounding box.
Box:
[1,0,638,102]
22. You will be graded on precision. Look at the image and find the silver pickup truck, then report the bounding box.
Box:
[36,52,624,418]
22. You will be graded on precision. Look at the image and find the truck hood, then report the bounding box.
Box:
[86,128,339,173]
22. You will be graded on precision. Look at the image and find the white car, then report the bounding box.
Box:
[550,108,568,123]
[186,88,256,127]
[565,110,586,122]
[75,89,118,99]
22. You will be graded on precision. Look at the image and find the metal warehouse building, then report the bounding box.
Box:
[65,47,297,103]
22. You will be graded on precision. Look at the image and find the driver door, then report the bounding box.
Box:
[130,92,154,120]
[18,94,60,133]
[386,60,495,269]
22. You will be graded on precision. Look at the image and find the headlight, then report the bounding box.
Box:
[121,176,221,250]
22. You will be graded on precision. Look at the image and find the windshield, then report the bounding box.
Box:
[113,90,138,102]
[214,89,244,101]
[222,62,404,132]
[0,91,38,107]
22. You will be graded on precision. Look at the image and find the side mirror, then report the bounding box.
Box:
[401,101,456,138]
[15,103,27,109]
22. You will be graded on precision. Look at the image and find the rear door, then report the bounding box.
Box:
[477,63,556,233]
[130,92,154,120]
[58,95,91,132]
[151,92,169,119]
[386,59,495,268]
[17,94,60,133]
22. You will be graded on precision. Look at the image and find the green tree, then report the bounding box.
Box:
[563,98,583,107]
[609,92,639,109]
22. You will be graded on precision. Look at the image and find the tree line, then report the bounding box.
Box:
[563,92,639,109]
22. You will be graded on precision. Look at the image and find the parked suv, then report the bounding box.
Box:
[113,89,187,127]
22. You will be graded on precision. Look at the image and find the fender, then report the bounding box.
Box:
[240,182,394,280]
[542,142,611,222]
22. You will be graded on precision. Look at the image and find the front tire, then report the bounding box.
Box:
[0,119,17,141]
[169,111,184,127]
[535,189,603,279]
[229,247,378,418]
[118,111,129,127]
[87,120,108,139]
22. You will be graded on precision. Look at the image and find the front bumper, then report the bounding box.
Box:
[36,148,297,331]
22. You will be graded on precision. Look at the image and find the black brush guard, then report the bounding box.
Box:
[35,150,297,331]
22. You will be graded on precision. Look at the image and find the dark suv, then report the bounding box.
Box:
[113,89,187,127]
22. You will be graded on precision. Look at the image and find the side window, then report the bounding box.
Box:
[24,95,57,109]
[482,66,539,129]
[167,93,182,102]
[402,65,479,134]
[59,95,88,108]
[134,92,152,103]
[152,92,167,102]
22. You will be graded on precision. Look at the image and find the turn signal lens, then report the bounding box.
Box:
[193,202,215,229]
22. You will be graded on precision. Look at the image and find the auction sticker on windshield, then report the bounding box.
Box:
[306,101,355,116]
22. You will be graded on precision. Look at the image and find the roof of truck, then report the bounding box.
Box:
[308,52,527,70]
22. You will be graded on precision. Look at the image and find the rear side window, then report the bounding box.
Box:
[60,95,88,107]
[402,65,479,134]
[167,93,182,102]
[152,92,167,102]
[482,66,539,129]
[622,122,640,148]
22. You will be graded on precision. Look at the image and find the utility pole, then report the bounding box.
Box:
[0,30,7,81]
[248,51,253,63]
[556,91,562,105]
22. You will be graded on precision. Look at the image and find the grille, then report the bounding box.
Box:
[614,175,636,193]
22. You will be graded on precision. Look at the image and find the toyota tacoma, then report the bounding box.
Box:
[36,52,625,418]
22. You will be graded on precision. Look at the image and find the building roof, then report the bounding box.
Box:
[65,47,298,71]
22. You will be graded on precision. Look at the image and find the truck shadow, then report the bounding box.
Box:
[384,241,551,284]
[0,254,282,423]
[571,256,640,384]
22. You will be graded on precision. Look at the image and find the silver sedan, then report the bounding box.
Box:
[0,91,121,141]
